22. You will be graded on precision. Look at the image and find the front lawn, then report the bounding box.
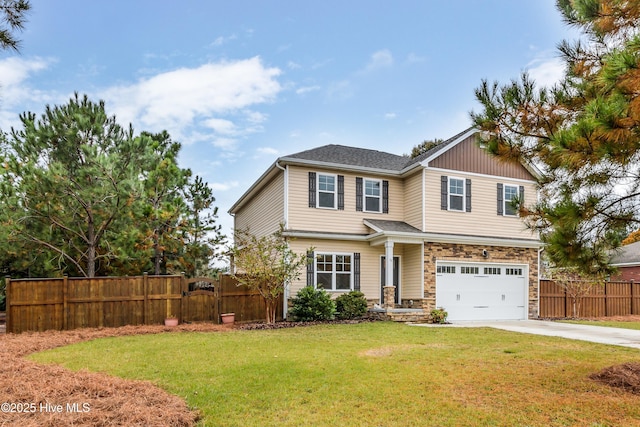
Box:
[31,322,640,427]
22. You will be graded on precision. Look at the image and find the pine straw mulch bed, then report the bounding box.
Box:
[0,323,231,427]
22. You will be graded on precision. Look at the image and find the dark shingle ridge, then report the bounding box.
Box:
[283,127,477,171]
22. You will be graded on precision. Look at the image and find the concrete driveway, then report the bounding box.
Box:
[412,320,640,350]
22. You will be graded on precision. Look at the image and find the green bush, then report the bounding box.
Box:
[335,291,368,320]
[430,307,448,324]
[289,286,336,321]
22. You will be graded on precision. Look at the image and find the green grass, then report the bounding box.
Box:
[561,320,640,330]
[30,322,640,427]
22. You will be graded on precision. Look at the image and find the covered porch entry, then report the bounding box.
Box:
[364,219,426,318]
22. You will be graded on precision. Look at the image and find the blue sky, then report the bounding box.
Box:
[0,0,578,237]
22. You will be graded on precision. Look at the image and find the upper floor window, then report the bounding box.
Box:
[441,175,471,212]
[365,179,381,212]
[356,177,389,213]
[318,173,336,209]
[497,183,524,217]
[503,185,519,216]
[309,172,344,210]
[449,177,465,211]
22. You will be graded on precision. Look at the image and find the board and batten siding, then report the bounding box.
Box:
[234,172,285,236]
[403,170,423,231]
[287,165,405,234]
[424,169,538,240]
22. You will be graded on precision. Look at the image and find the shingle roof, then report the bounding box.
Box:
[282,127,477,172]
[364,219,423,234]
[611,241,640,265]
[283,144,410,171]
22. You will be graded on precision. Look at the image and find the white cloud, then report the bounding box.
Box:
[0,56,58,129]
[257,147,278,155]
[100,57,282,143]
[210,181,239,192]
[384,112,397,120]
[211,137,238,149]
[365,49,394,71]
[287,61,301,70]
[210,34,237,47]
[525,54,566,88]
[204,118,237,135]
[296,85,320,95]
[326,80,353,101]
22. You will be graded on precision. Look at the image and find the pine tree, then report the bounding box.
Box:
[471,0,640,274]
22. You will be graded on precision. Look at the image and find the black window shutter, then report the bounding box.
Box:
[355,177,363,212]
[465,179,471,212]
[353,253,360,291]
[338,175,344,210]
[306,250,315,287]
[440,176,448,210]
[308,172,316,208]
[497,183,504,215]
[382,180,389,214]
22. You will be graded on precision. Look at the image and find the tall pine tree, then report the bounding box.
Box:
[472,0,640,274]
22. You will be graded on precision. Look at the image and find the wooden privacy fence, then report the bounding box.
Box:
[5,274,282,333]
[539,279,639,318]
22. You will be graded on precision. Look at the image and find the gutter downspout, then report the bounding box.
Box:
[275,161,289,319]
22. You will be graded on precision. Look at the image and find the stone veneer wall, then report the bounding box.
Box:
[422,242,539,318]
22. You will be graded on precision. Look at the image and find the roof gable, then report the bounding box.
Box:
[611,241,640,265]
[426,132,536,181]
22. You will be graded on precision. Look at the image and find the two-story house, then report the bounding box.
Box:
[229,128,542,321]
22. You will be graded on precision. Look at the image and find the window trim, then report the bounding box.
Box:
[317,173,337,210]
[503,184,519,217]
[363,178,382,213]
[448,176,465,212]
[315,252,353,291]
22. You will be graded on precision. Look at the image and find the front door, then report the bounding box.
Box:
[380,256,400,304]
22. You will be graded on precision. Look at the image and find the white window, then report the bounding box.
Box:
[316,253,352,291]
[503,185,519,216]
[461,266,479,275]
[318,174,336,209]
[437,265,456,274]
[449,177,465,211]
[364,179,381,212]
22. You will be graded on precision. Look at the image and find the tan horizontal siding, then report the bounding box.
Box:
[234,172,284,236]
[424,169,538,240]
[287,165,405,234]
[288,239,423,302]
[402,243,424,299]
[403,170,423,230]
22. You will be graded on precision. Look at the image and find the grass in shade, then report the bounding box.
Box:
[31,322,640,427]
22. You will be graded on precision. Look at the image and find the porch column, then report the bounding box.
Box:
[384,240,395,311]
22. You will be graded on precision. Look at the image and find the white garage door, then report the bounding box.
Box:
[436,262,527,321]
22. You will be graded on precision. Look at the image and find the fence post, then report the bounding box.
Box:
[62,275,68,330]
[632,280,636,315]
[604,281,608,317]
[5,276,11,334]
[143,273,149,325]
[180,273,187,323]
